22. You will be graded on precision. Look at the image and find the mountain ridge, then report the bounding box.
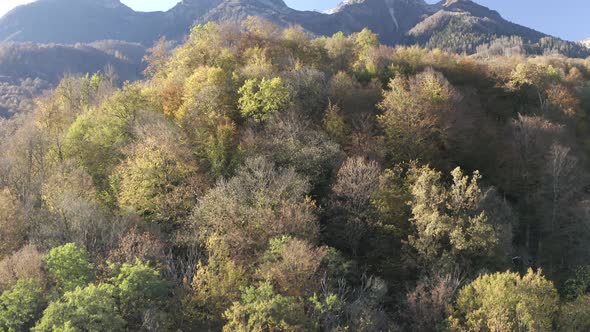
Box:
[0,0,544,44]
[0,0,585,58]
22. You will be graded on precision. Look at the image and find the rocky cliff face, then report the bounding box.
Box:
[319,0,431,44]
[197,0,296,26]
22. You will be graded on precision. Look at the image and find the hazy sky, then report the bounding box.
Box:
[1,0,588,41]
[0,0,36,17]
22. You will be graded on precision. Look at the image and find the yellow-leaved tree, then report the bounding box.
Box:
[450,269,559,331]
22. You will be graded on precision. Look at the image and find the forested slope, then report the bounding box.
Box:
[0,41,145,117]
[1,18,590,330]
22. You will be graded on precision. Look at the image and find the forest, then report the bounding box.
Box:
[1,17,590,331]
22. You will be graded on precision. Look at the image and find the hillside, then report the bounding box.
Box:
[0,42,144,84]
[0,0,586,57]
[408,0,544,52]
[0,0,167,44]
[1,20,590,330]
[0,41,145,116]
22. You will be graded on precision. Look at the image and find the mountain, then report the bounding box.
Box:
[0,42,144,84]
[0,0,581,54]
[0,0,586,117]
[581,38,590,48]
[317,0,433,44]
[0,0,171,44]
[0,41,145,117]
[407,0,547,52]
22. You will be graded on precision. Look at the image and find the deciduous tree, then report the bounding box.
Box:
[0,188,27,258]
[223,282,309,332]
[408,165,512,271]
[33,284,125,332]
[449,269,559,332]
[378,69,460,162]
[238,77,291,123]
[0,278,45,332]
[45,243,96,293]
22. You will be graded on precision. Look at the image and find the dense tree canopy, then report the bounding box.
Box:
[44,243,96,293]
[1,17,590,331]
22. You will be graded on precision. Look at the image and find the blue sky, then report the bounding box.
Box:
[1,0,588,41]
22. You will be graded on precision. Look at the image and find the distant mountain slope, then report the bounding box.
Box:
[0,42,144,84]
[0,77,49,117]
[0,0,166,44]
[318,0,432,44]
[0,41,145,117]
[0,0,586,58]
[407,0,546,53]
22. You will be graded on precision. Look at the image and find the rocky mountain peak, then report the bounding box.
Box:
[441,0,501,20]
[72,0,125,8]
[0,0,583,60]
[231,0,290,11]
[332,0,428,13]
[96,0,122,8]
[443,0,471,6]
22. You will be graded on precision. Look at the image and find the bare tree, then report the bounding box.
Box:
[545,144,578,232]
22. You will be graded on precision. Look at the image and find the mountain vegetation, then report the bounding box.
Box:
[0,41,145,117]
[2,18,590,330]
[1,0,586,121]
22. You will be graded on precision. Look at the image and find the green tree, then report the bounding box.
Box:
[204,120,242,179]
[35,73,113,164]
[238,77,291,123]
[449,269,559,332]
[408,165,512,271]
[176,66,236,122]
[190,236,249,326]
[308,292,347,332]
[33,284,125,332]
[378,69,459,162]
[351,28,380,80]
[163,22,239,78]
[223,282,309,332]
[111,260,170,328]
[371,165,413,238]
[323,102,348,144]
[112,113,198,224]
[322,32,356,72]
[64,84,151,192]
[45,243,96,293]
[0,279,45,332]
[353,28,379,53]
